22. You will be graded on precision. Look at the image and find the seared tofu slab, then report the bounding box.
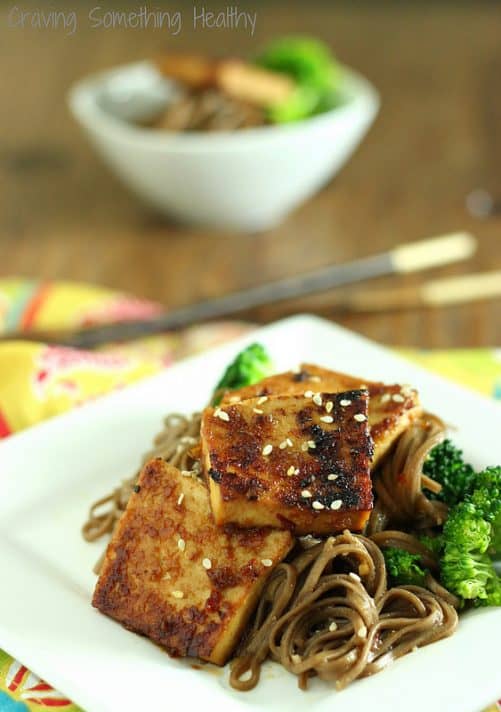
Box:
[221,363,421,466]
[202,390,373,534]
[93,459,292,666]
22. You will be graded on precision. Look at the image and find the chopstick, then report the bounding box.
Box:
[2,231,476,348]
[325,270,501,312]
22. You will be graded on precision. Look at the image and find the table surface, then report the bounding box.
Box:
[1,0,500,348]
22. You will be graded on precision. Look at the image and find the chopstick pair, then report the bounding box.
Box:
[322,270,501,312]
[0,231,479,349]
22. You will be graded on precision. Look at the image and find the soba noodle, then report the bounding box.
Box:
[366,412,448,534]
[83,408,459,691]
[231,532,457,691]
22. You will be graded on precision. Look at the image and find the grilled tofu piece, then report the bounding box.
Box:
[221,363,421,466]
[93,459,292,666]
[202,390,373,534]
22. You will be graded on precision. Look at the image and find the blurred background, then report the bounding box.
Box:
[1,0,500,348]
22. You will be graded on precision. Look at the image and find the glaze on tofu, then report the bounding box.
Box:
[221,363,421,466]
[201,390,373,534]
[92,459,292,665]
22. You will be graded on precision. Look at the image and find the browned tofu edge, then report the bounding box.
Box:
[92,459,293,665]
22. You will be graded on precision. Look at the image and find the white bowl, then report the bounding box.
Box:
[68,61,379,232]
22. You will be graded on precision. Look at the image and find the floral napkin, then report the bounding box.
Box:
[0,279,499,712]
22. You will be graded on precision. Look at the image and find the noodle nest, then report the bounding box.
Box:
[83,409,459,691]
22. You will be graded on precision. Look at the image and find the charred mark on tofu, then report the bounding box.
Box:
[201,390,374,534]
[220,363,422,466]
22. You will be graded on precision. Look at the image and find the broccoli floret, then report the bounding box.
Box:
[442,546,497,602]
[256,36,338,91]
[468,466,501,521]
[442,501,491,553]
[440,501,499,603]
[383,547,427,587]
[255,36,340,122]
[423,439,476,506]
[421,448,501,606]
[467,466,501,554]
[211,343,273,405]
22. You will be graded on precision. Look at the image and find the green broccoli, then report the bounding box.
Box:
[211,343,273,406]
[423,439,476,506]
[383,547,427,587]
[255,36,341,123]
[466,466,501,554]
[440,501,500,605]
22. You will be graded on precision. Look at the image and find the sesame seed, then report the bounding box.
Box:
[340,399,352,407]
[312,500,325,510]
[177,538,186,552]
[349,572,361,582]
[309,376,321,383]
[313,393,323,406]
[214,408,230,422]
[327,474,338,481]
[279,440,288,449]
[329,622,338,632]
[262,444,273,456]
[301,442,308,452]
[172,590,184,599]
[287,465,296,476]
[286,438,293,447]
[202,558,212,570]
[357,625,367,638]
[257,396,268,405]
[331,499,343,510]
[177,493,185,506]
[181,470,192,477]
[392,393,405,403]
[320,415,333,423]
[304,390,314,398]
[229,395,241,403]
[261,558,273,567]
[381,393,391,403]
[308,440,316,449]
[294,468,300,475]
[301,489,312,498]
[163,572,171,580]
[354,413,367,422]
[359,384,367,389]
[325,401,333,413]
[253,407,264,414]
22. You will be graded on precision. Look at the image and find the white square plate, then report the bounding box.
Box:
[0,315,500,712]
